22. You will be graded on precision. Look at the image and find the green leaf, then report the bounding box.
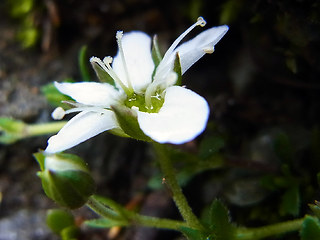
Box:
[300,216,320,240]
[91,60,115,85]
[280,185,300,217]
[85,218,128,228]
[46,209,75,234]
[208,199,235,240]
[78,45,91,82]
[180,226,208,240]
[199,136,225,159]
[41,81,73,107]
[173,53,182,86]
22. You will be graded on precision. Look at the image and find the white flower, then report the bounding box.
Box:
[45,17,228,153]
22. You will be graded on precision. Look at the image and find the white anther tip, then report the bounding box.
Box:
[90,56,100,63]
[103,56,113,64]
[51,107,65,120]
[197,17,206,27]
[116,31,124,40]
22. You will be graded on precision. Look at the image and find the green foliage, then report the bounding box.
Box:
[46,209,75,234]
[273,132,294,163]
[41,80,73,107]
[7,0,40,48]
[280,184,300,217]
[220,0,244,24]
[300,216,320,240]
[78,46,91,82]
[180,227,208,240]
[199,136,225,159]
[206,199,235,240]
[46,209,79,240]
[0,117,26,144]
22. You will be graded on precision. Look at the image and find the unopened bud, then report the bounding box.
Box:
[34,152,95,209]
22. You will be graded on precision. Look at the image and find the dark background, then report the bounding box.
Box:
[0,0,320,239]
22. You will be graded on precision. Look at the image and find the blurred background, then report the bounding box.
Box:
[0,0,320,239]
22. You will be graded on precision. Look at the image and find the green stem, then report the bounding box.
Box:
[26,121,67,136]
[236,218,304,240]
[153,143,203,230]
[87,195,189,230]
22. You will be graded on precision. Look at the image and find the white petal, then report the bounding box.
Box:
[45,111,118,153]
[54,82,122,107]
[112,31,154,92]
[176,25,228,73]
[137,86,209,144]
[155,25,228,81]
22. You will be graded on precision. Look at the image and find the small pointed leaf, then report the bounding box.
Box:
[208,199,235,240]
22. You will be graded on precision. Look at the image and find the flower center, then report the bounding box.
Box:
[124,92,164,113]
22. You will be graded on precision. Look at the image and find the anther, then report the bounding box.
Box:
[51,107,65,120]
[197,17,206,27]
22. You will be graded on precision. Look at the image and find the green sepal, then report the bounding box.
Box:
[85,218,128,228]
[41,81,73,107]
[173,52,182,86]
[39,170,95,209]
[46,209,75,235]
[91,60,115,86]
[78,45,91,82]
[179,226,208,240]
[35,153,96,209]
[33,151,46,171]
[152,35,162,68]
[207,199,235,240]
[111,104,151,142]
[300,216,320,240]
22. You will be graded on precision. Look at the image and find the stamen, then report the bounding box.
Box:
[116,31,133,91]
[65,107,111,115]
[161,16,207,63]
[90,56,132,96]
[51,107,65,120]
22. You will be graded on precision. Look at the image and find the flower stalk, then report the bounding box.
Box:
[86,195,189,230]
[153,143,204,230]
[236,218,304,240]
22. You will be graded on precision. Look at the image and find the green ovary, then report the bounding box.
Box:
[124,92,164,113]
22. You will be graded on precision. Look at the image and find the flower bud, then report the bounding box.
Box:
[34,152,95,209]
